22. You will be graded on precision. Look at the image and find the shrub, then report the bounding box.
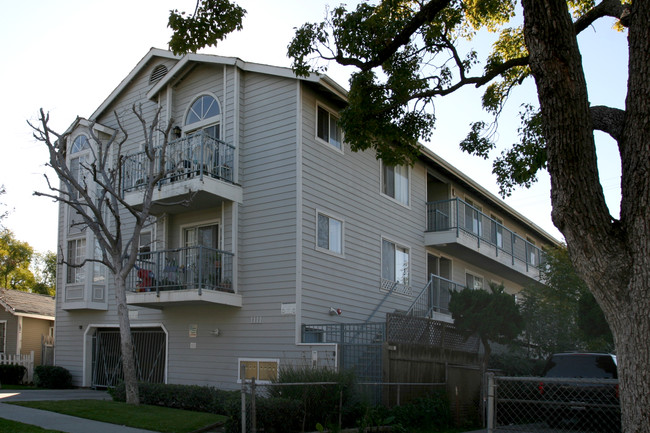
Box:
[111,382,239,415]
[391,391,452,431]
[0,364,27,385]
[267,366,361,431]
[33,365,73,389]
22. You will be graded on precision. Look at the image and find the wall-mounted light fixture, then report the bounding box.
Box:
[329,307,342,316]
[173,126,182,138]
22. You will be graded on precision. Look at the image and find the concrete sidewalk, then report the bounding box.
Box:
[0,389,160,433]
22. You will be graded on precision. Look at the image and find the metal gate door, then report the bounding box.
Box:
[92,327,166,388]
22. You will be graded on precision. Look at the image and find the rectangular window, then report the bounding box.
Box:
[466,272,484,290]
[527,237,538,265]
[317,213,342,254]
[317,106,342,150]
[66,238,86,284]
[491,214,504,248]
[139,231,152,259]
[0,321,5,353]
[382,239,409,286]
[464,198,482,235]
[93,239,106,283]
[239,359,279,383]
[382,164,409,206]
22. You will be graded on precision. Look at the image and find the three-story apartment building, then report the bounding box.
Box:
[54,48,558,389]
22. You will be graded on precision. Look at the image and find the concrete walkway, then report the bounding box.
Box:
[0,389,160,433]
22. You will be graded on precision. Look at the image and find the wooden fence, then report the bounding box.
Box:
[0,351,35,383]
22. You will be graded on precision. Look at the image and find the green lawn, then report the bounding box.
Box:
[10,400,227,433]
[0,418,65,433]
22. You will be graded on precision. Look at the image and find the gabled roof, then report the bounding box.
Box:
[0,289,55,320]
[84,48,558,246]
[90,48,347,122]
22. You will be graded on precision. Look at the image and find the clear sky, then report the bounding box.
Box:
[0,0,627,254]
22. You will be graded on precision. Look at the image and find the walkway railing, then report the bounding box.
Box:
[128,246,234,295]
[406,274,464,318]
[426,198,545,270]
[123,131,235,193]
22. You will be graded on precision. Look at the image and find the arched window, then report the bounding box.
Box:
[71,135,89,154]
[185,95,221,139]
[186,95,220,125]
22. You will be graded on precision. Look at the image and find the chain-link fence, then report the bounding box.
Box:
[238,380,448,433]
[487,374,621,433]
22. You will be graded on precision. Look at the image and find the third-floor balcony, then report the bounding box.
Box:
[122,131,242,214]
[425,198,545,285]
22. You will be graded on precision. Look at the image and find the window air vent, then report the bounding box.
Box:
[149,65,168,84]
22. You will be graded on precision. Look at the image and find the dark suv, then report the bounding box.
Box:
[539,353,620,430]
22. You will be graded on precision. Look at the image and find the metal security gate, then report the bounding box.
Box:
[92,327,166,388]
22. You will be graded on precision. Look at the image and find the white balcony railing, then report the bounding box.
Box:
[122,131,235,193]
[129,246,234,295]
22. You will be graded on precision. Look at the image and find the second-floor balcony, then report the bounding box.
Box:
[122,132,242,213]
[125,246,241,308]
[425,198,545,285]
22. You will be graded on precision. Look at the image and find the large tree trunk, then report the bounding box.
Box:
[521,1,650,432]
[114,263,139,405]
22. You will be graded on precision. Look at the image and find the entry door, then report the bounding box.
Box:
[184,224,219,287]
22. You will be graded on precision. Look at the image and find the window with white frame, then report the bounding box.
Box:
[185,94,222,139]
[0,321,5,353]
[464,198,482,235]
[92,239,107,284]
[67,238,86,284]
[527,237,538,266]
[465,272,484,290]
[491,214,504,248]
[69,135,91,197]
[382,163,410,206]
[316,105,342,150]
[382,238,410,287]
[239,359,279,383]
[317,212,343,254]
[139,231,152,260]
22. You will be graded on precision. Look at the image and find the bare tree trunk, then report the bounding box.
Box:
[115,263,139,405]
[522,1,650,431]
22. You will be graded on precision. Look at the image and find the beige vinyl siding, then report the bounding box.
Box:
[21,317,53,365]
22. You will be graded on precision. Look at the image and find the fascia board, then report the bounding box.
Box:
[420,145,561,246]
[90,48,179,122]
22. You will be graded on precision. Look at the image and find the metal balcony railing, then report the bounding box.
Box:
[129,246,234,295]
[426,198,545,270]
[406,274,464,318]
[122,131,235,193]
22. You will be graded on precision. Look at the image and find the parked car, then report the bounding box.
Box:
[538,352,620,430]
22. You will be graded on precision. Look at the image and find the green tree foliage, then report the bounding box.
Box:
[168,0,246,55]
[449,282,523,373]
[31,251,56,296]
[0,229,35,291]
[521,246,613,356]
[171,1,648,429]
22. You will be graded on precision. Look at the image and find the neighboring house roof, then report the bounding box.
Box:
[0,289,55,320]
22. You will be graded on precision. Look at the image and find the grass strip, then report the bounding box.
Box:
[10,399,227,433]
[0,418,66,433]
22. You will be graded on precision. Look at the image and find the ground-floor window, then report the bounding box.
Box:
[0,321,5,353]
[238,358,279,383]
